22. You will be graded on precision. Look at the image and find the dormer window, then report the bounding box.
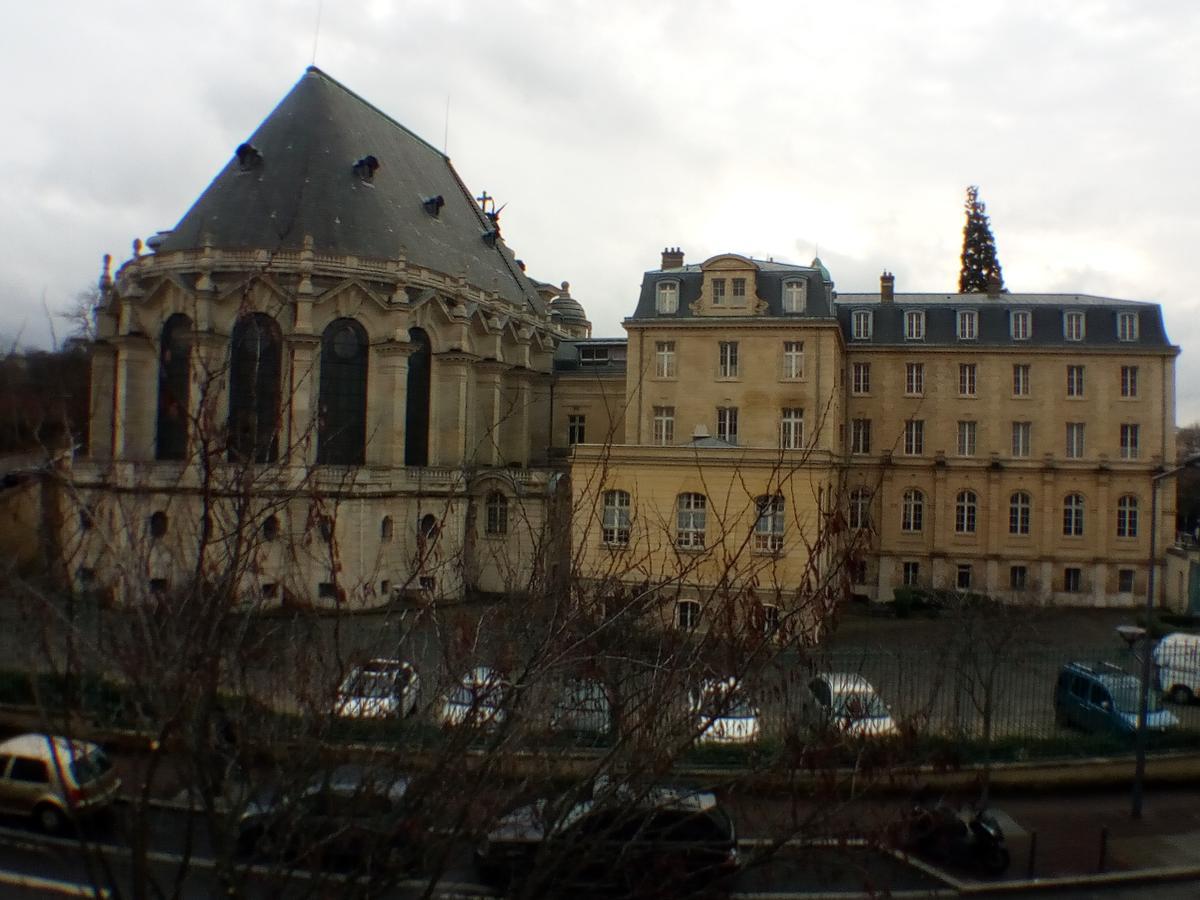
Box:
[904,309,925,340]
[957,309,977,340]
[656,281,678,314]
[235,143,263,172]
[1118,311,1139,341]
[712,278,727,305]
[1010,310,1031,340]
[352,155,380,183]
[852,309,873,340]
[1064,311,1084,341]
[732,277,746,299]
[783,280,807,314]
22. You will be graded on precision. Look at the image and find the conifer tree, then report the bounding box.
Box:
[958,185,1005,293]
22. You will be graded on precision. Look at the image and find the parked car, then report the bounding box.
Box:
[549,678,612,735]
[1054,661,1179,734]
[333,659,420,718]
[1154,632,1200,705]
[0,734,121,832]
[236,764,422,871]
[439,666,510,728]
[808,673,898,738]
[475,781,737,894]
[690,677,761,744]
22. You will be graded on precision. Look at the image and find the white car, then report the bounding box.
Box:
[690,677,761,744]
[809,673,898,738]
[1154,632,1200,705]
[334,659,420,719]
[439,666,510,728]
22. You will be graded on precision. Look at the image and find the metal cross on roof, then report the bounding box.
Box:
[475,190,494,215]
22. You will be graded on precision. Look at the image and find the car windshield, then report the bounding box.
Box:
[69,749,112,786]
[835,691,888,719]
[1111,682,1163,714]
[342,671,395,697]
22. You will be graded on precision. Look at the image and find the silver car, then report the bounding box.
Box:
[0,734,121,832]
[334,659,420,719]
[809,673,898,738]
[439,666,509,728]
[691,677,761,744]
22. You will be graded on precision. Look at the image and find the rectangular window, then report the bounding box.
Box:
[1064,311,1084,341]
[902,561,920,586]
[905,362,924,395]
[1118,568,1135,593]
[904,419,925,455]
[718,341,739,378]
[1013,364,1031,397]
[1064,567,1082,593]
[655,281,678,314]
[1066,422,1085,458]
[1118,311,1139,341]
[654,341,676,378]
[712,278,726,305]
[956,564,973,591]
[753,495,785,553]
[782,341,804,379]
[1066,365,1085,397]
[957,309,977,340]
[1120,423,1139,459]
[602,491,631,546]
[732,277,746,298]
[852,362,871,394]
[1010,565,1028,590]
[567,414,586,445]
[716,407,739,444]
[851,418,871,454]
[780,408,804,450]
[783,281,806,313]
[959,363,977,396]
[652,406,675,445]
[1012,421,1032,457]
[957,421,977,457]
[579,346,609,366]
[1121,365,1138,398]
[852,310,873,340]
[676,494,707,549]
[1010,310,1031,340]
[904,309,925,340]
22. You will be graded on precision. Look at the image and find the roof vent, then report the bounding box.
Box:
[352,155,380,182]
[481,230,498,247]
[693,423,711,439]
[422,195,445,217]
[145,231,172,252]
[235,143,263,171]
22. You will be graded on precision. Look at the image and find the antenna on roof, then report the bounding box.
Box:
[443,95,450,155]
[311,0,324,66]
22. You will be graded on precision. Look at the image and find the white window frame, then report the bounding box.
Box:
[959,363,977,397]
[851,418,871,455]
[676,599,701,630]
[655,280,678,314]
[716,406,738,444]
[731,277,746,299]
[1064,311,1085,341]
[753,494,785,553]
[1012,421,1031,458]
[782,341,804,380]
[1010,310,1031,341]
[568,414,586,445]
[901,489,924,532]
[904,419,924,455]
[676,493,707,549]
[1066,422,1085,459]
[780,408,804,450]
[1118,311,1139,342]
[485,492,508,535]
[957,309,978,340]
[654,341,676,378]
[1009,492,1031,535]
[1116,495,1139,538]
[1063,493,1085,537]
[904,309,926,340]
[849,488,871,530]
[1120,423,1139,459]
[955,490,978,534]
[782,280,807,313]
[602,490,631,546]
[852,309,873,340]
[905,362,924,396]
[1013,364,1031,397]
[852,362,870,394]
[652,406,675,445]
[957,564,973,591]
[711,278,727,306]
[957,421,977,457]
[902,561,921,586]
[1064,567,1083,593]
[1121,365,1138,399]
[1066,365,1085,398]
[718,341,739,378]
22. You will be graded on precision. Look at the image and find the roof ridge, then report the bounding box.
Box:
[304,66,447,160]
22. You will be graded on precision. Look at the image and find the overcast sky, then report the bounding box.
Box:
[4,1,1200,419]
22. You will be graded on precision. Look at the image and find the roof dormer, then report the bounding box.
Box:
[693,254,764,316]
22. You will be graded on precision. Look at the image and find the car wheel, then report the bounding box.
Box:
[1168,684,1194,705]
[34,803,66,835]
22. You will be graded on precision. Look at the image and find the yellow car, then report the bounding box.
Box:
[0,734,121,832]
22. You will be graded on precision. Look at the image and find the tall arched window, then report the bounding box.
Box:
[1116,495,1139,538]
[602,490,631,546]
[405,328,432,466]
[156,314,192,460]
[317,318,368,465]
[485,492,509,535]
[849,488,871,530]
[676,493,707,549]
[901,489,924,533]
[228,314,282,463]
[955,490,978,534]
[1009,492,1032,535]
[1063,493,1085,537]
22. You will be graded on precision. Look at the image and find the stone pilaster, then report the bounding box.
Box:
[112,335,157,461]
[473,360,507,467]
[88,343,117,460]
[433,351,476,467]
[287,335,320,466]
[375,341,413,466]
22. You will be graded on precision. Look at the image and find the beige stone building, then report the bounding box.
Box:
[68,68,1180,622]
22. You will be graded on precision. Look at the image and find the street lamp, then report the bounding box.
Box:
[1132,452,1200,819]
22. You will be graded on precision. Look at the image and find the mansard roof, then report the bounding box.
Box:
[630,258,835,321]
[157,67,545,314]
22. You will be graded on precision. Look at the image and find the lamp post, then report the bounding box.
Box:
[1132,452,1200,819]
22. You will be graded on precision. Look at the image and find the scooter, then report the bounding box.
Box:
[900,795,1011,876]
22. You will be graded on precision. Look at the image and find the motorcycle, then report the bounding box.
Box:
[899,794,1011,876]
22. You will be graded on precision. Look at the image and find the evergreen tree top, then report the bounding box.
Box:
[959,185,1005,294]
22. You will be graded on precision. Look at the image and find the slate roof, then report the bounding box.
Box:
[157,67,544,314]
[630,261,835,321]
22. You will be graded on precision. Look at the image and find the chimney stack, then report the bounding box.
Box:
[661,247,684,270]
[880,270,895,304]
[986,272,1001,298]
